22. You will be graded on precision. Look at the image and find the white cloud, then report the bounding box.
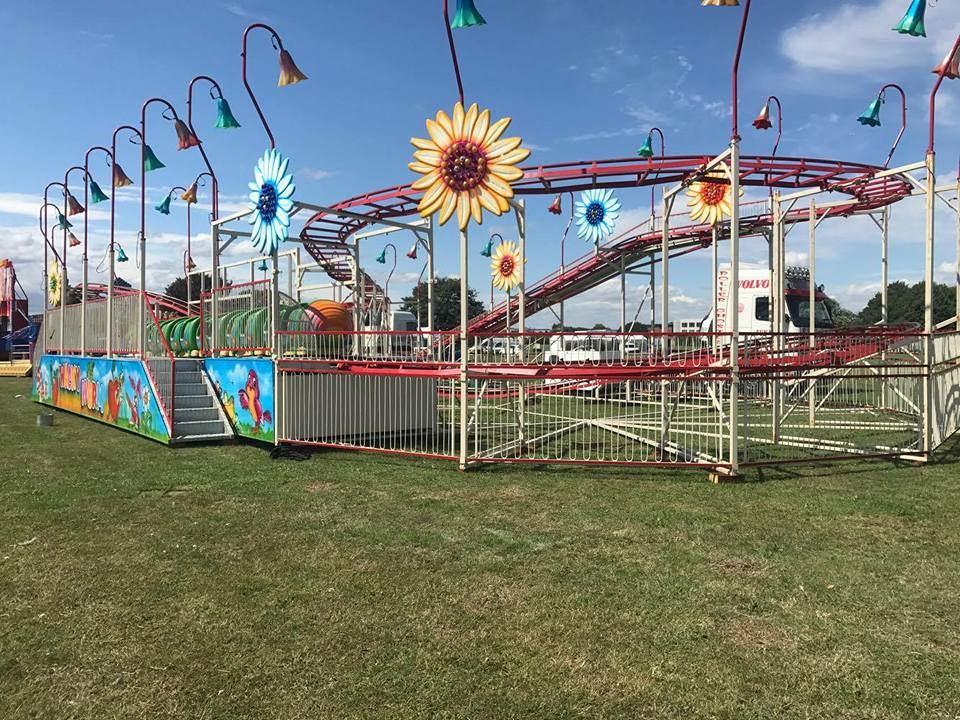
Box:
[300,168,337,181]
[781,0,960,74]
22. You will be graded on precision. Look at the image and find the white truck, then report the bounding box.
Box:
[702,264,835,333]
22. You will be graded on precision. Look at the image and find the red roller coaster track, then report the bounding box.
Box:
[297,155,914,332]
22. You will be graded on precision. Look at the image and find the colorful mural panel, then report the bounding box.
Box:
[32,355,170,443]
[204,358,275,443]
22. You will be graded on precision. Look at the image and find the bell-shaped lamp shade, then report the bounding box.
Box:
[187,256,197,271]
[451,0,486,29]
[857,98,883,127]
[278,49,308,87]
[933,46,960,80]
[155,194,173,215]
[142,144,166,172]
[406,243,418,260]
[180,183,198,205]
[113,163,134,188]
[116,245,129,263]
[68,231,81,248]
[548,195,563,215]
[66,193,85,216]
[375,248,388,265]
[893,0,926,37]
[174,119,201,150]
[701,0,740,6]
[480,239,494,258]
[257,259,269,272]
[89,180,109,204]
[752,103,772,130]
[214,97,241,129]
[55,213,73,231]
[637,134,655,158]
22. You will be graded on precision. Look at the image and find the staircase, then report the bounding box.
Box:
[171,359,234,444]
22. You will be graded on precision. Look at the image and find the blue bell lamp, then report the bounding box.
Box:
[893,0,926,37]
[451,0,486,29]
[857,97,883,127]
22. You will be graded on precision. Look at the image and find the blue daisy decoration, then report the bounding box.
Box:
[247,148,295,255]
[575,188,621,245]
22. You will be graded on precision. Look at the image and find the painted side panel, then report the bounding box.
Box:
[32,355,171,444]
[203,358,275,443]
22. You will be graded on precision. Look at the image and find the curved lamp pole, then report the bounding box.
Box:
[638,127,666,219]
[920,34,960,454]
[752,95,783,157]
[442,0,467,105]
[241,23,307,150]
[375,243,398,328]
[703,0,752,476]
[38,200,65,339]
[140,97,199,355]
[110,125,143,357]
[187,75,240,221]
[64,165,88,353]
[858,85,907,169]
[42,182,68,354]
[81,146,112,355]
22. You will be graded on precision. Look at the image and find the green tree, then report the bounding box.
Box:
[163,274,213,306]
[824,299,858,328]
[858,281,955,326]
[400,277,485,331]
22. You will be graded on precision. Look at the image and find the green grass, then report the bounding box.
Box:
[2,376,960,719]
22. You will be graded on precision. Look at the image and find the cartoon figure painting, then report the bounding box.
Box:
[33,356,170,443]
[239,369,273,433]
[204,358,275,443]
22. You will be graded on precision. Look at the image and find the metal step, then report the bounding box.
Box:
[171,432,234,444]
[174,382,207,397]
[176,394,215,409]
[174,371,203,385]
[174,406,220,423]
[174,419,228,437]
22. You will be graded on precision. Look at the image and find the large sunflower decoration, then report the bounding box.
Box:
[247,148,295,255]
[409,102,530,231]
[48,260,63,307]
[575,189,621,245]
[491,240,523,292]
[686,170,736,226]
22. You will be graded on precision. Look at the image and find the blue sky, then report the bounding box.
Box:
[3,0,960,327]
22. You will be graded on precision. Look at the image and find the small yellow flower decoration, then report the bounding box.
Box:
[491,240,523,292]
[409,102,530,231]
[686,170,734,226]
[48,260,63,307]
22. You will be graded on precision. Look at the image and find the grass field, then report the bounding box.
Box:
[2,375,960,719]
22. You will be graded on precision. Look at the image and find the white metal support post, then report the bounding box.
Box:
[808,200,817,428]
[60,208,66,355]
[711,225,719,354]
[923,150,935,454]
[514,200,527,445]
[138,230,146,356]
[107,234,115,358]
[459,228,470,471]
[882,207,890,325]
[426,219,435,334]
[729,138,741,474]
[210,223,219,356]
[80,241,87,357]
[771,192,782,442]
[660,190,674,454]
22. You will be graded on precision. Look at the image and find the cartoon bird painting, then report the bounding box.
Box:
[238,369,272,432]
[126,375,143,428]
